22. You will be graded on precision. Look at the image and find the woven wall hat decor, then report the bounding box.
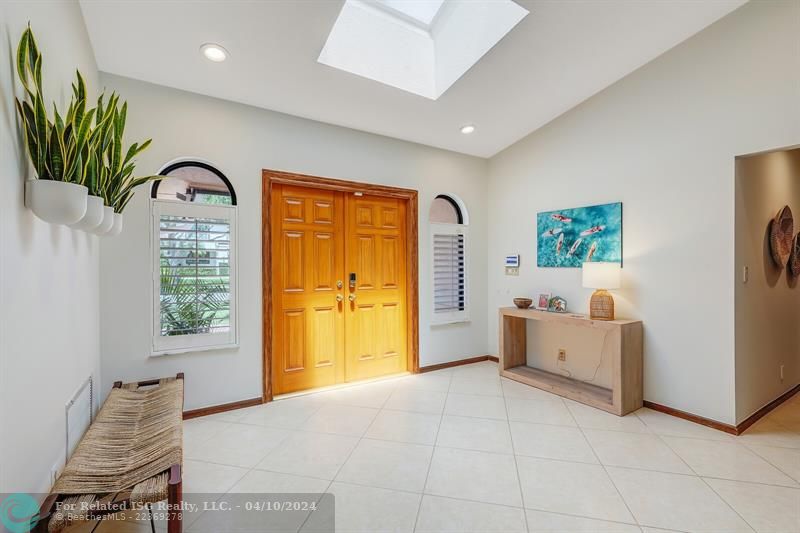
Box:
[790,232,800,277]
[770,206,793,267]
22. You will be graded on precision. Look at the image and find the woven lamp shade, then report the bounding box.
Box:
[583,262,621,321]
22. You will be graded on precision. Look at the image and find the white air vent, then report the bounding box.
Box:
[65,377,93,462]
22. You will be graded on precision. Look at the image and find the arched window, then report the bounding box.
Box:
[430,194,468,324]
[151,161,238,354]
[430,195,463,224]
[151,161,237,205]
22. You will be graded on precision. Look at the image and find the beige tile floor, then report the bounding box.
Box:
[88,361,800,532]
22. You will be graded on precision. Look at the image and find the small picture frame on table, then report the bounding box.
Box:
[549,296,568,313]
[536,292,551,310]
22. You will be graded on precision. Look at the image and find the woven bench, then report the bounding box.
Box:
[35,374,185,533]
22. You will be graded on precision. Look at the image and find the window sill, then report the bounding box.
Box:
[430,317,471,327]
[150,343,239,357]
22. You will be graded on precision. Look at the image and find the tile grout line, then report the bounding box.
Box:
[654,432,758,533]
[563,400,643,531]
[411,366,453,532]
[293,379,396,533]
[317,475,648,527]
[744,443,800,485]
[637,409,760,532]
[500,372,532,533]
[638,411,758,533]
[660,430,800,488]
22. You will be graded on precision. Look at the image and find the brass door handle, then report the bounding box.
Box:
[336,294,344,302]
[349,294,357,302]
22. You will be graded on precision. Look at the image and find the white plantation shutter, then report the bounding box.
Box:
[431,224,468,324]
[152,200,238,354]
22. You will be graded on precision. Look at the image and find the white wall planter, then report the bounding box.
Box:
[69,195,104,232]
[25,179,88,225]
[93,206,115,235]
[107,213,124,237]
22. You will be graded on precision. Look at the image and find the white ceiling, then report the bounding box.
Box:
[79,0,745,158]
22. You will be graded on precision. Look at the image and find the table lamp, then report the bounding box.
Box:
[582,262,621,320]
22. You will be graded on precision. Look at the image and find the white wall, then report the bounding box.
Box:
[735,148,800,422]
[98,74,488,410]
[487,0,800,425]
[0,1,100,493]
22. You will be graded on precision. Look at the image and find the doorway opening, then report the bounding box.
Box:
[734,146,800,428]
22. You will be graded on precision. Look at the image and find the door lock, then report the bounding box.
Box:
[336,280,343,289]
[349,294,357,302]
[336,294,344,302]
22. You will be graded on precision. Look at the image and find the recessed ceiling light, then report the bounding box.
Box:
[460,124,476,134]
[200,43,228,62]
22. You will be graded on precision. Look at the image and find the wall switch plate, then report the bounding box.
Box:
[558,349,566,362]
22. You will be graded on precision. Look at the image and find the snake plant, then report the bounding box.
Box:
[15,24,162,211]
[14,25,96,185]
[89,92,162,212]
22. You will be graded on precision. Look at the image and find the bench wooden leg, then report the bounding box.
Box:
[167,463,183,533]
[33,494,58,532]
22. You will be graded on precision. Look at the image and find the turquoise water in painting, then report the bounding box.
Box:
[537,202,622,268]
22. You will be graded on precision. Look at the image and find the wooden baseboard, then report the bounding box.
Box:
[643,401,737,435]
[487,355,499,363]
[645,384,800,436]
[736,384,800,434]
[419,355,495,373]
[183,397,263,420]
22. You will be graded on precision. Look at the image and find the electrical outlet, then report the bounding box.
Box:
[558,349,566,362]
[780,364,785,381]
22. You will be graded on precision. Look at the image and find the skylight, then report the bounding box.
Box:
[318,0,528,100]
[375,0,445,27]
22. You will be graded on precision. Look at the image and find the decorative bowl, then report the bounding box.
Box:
[513,298,533,309]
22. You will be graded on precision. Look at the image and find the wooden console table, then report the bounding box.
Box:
[499,307,643,416]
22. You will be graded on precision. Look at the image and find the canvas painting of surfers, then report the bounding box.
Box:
[537,202,622,267]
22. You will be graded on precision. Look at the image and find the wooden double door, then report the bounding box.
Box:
[271,184,409,394]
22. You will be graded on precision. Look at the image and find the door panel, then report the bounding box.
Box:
[381,236,399,288]
[272,185,345,394]
[356,235,376,289]
[311,306,336,367]
[283,309,305,372]
[282,232,304,291]
[345,195,408,381]
[312,232,336,290]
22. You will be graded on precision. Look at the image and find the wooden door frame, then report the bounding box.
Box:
[262,169,420,402]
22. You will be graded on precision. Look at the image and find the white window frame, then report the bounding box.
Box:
[430,222,469,325]
[151,199,239,355]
